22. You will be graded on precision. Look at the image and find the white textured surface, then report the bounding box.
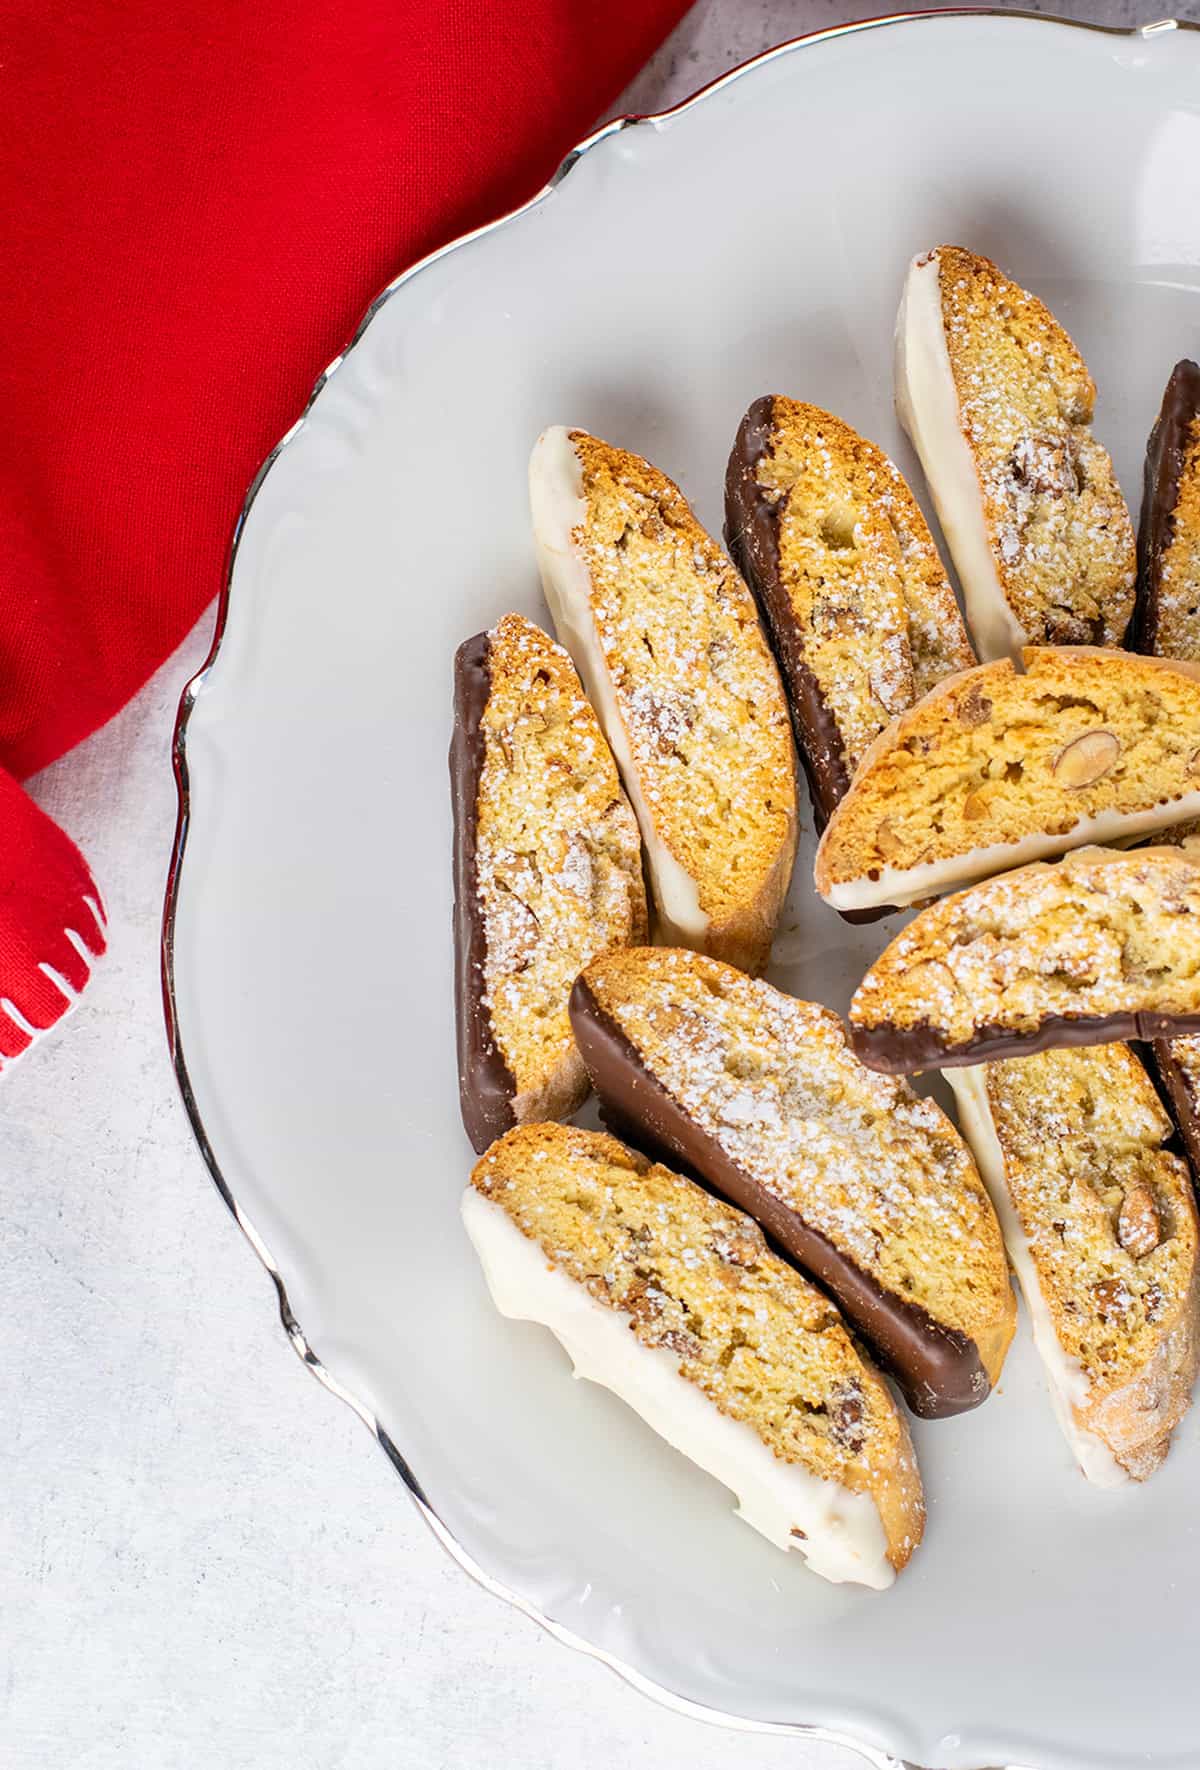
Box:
[2,6,1193,1768]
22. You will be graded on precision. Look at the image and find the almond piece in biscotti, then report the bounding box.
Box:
[1052,730,1121,790]
[1117,1181,1162,1260]
[1133,359,1200,660]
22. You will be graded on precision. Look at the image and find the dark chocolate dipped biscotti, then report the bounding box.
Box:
[1133,359,1200,659]
[947,1044,1200,1486]
[895,246,1136,662]
[569,946,1015,1418]
[849,845,1200,1074]
[724,396,973,832]
[451,613,646,1151]
[463,1121,924,1586]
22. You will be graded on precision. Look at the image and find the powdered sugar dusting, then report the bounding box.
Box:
[1154,413,1200,658]
[936,247,1135,647]
[592,950,1002,1332]
[983,1044,1197,1416]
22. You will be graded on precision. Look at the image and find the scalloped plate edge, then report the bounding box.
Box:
[160,14,1192,1769]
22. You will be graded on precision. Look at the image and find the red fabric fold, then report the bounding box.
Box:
[0,0,689,1058]
[3,0,690,781]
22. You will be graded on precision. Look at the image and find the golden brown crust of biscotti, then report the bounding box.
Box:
[573,946,1014,1417]
[814,646,1200,909]
[471,1121,924,1570]
[973,1045,1200,1478]
[934,246,1135,647]
[452,614,646,1150]
[723,396,973,825]
[568,432,797,973]
[849,844,1200,1072]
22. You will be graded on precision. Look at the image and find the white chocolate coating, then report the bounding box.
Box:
[944,1067,1128,1487]
[462,1187,895,1587]
[528,427,707,945]
[895,251,1026,665]
[822,794,1200,912]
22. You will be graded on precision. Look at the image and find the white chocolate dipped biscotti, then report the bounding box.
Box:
[814,647,1200,913]
[451,614,647,1151]
[529,427,797,975]
[849,844,1200,1073]
[724,396,973,831]
[896,246,1135,662]
[464,1121,924,1586]
[570,946,1014,1418]
[947,1045,1200,1485]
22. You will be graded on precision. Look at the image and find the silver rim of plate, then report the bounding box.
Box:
[161,15,1194,1769]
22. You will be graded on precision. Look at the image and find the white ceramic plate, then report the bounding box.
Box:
[164,15,1200,1768]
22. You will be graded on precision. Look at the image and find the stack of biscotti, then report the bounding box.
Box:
[451,614,647,1151]
[896,245,1136,661]
[463,1121,924,1587]
[530,427,797,974]
[946,1045,1200,1485]
[724,396,973,831]
[570,946,1015,1419]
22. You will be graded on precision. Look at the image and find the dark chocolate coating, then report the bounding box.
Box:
[725,396,852,829]
[450,631,517,1153]
[1150,1037,1200,1181]
[851,1008,1200,1077]
[569,975,990,1419]
[1133,359,1200,655]
[724,396,890,927]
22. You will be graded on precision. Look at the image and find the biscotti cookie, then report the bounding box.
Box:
[849,845,1200,1073]
[1133,359,1200,657]
[451,615,647,1151]
[570,947,1014,1418]
[814,646,1200,912]
[896,246,1135,661]
[464,1121,923,1586]
[947,1046,1200,1485]
[529,427,797,975]
[724,397,973,828]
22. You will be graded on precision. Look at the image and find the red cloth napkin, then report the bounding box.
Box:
[1,0,689,1063]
